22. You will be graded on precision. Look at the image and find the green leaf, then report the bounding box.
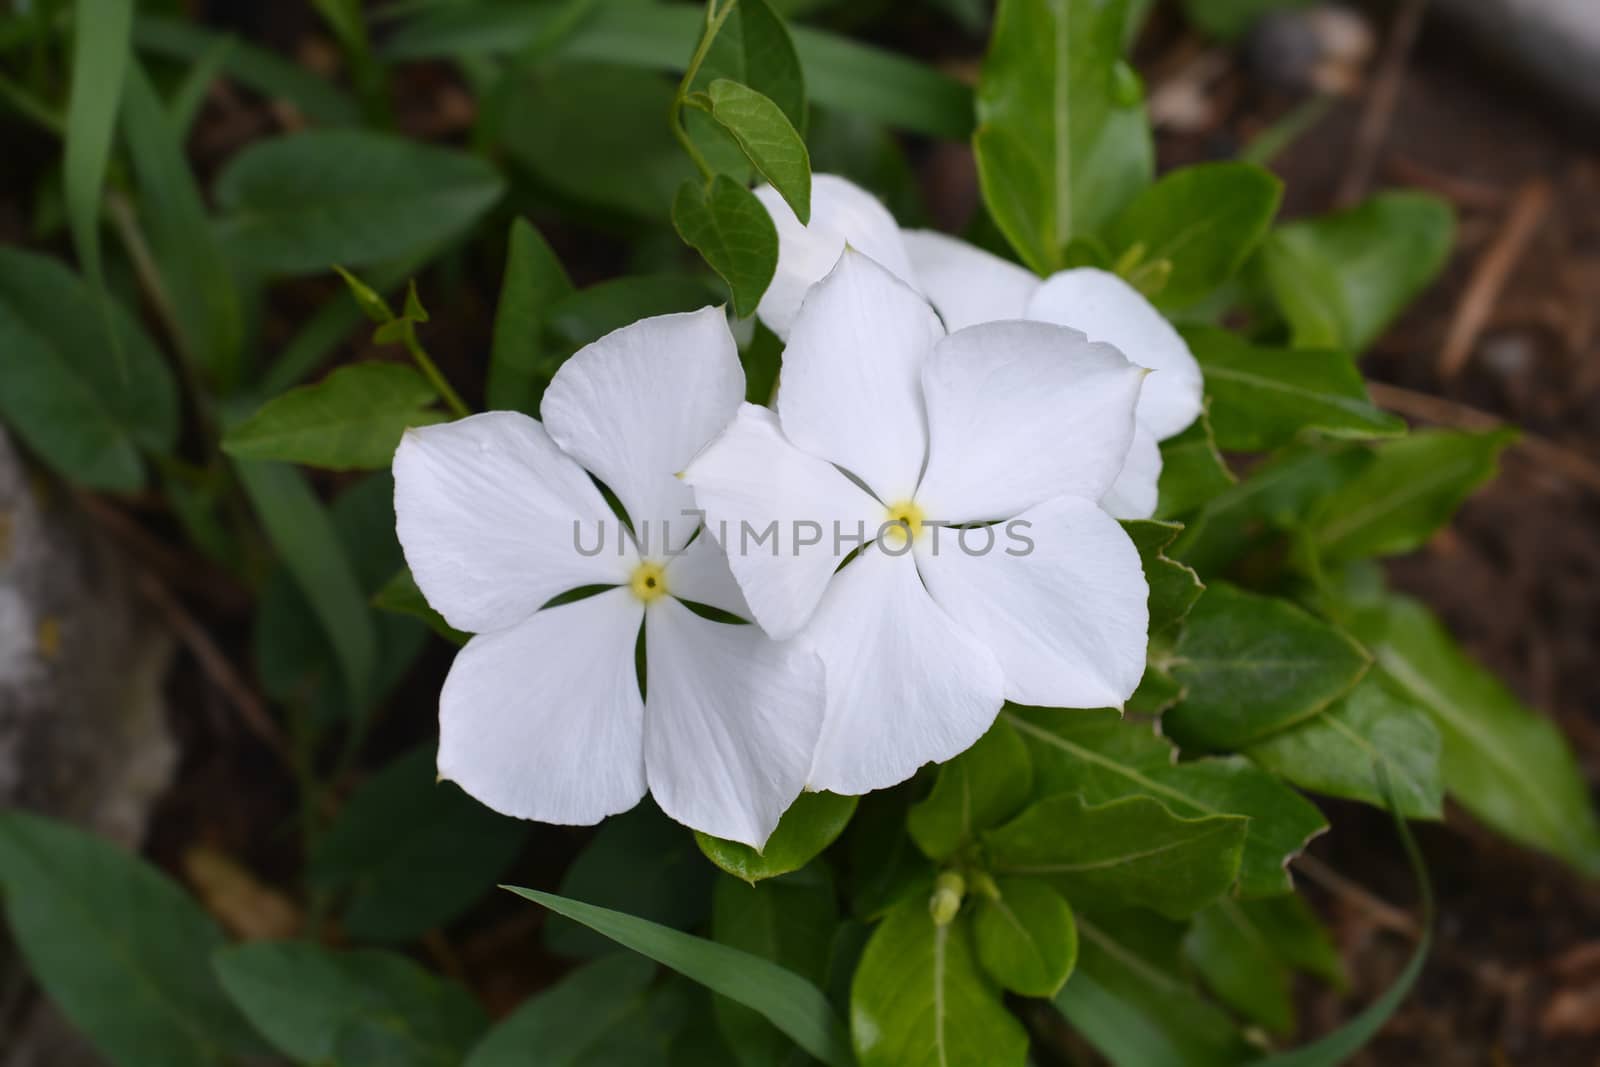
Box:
[1247,675,1445,819]
[1184,899,1296,1034]
[1303,429,1515,564]
[547,273,726,352]
[1121,519,1204,634]
[215,130,504,274]
[1186,326,1405,451]
[1154,413,1236,519]
[135,15,360,126]
[0,250,179,491]
[383,4,970,140]
[1056,911,1251,1067]
[907,716,1033,860]
[1353,594,1600,874]
[64,0,132,308]
[699,0,807,129]
[705,79,811,222]
[1262,191,1455,353]
[120,60,244,389]
[696,792,857,884]
[851,898,1028,1067]
[1171,444,1371,576]
[711,870,838,1066]
[974,0,1153,273]
[546,802,714,958]
[972,877,1077,997]
[213,941,486,1066]
[985,793,1247,919]
[374,566,468,645]
[487,218,574,414]
[508,887,854,1067]
[464,954,669,1067]
[1181,0,1312,39]
[223,363,446,470]
[1164,582,1370,751]
[0,812,263,1067]
[1006,708,1326,897]
[673,176,779,318]
[1102,162,1282,309]
[234,459,378,705]
[845,791,937,922]
[309,747,528,942]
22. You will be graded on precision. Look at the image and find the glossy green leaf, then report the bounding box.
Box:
[1262,191,1454,353]
[1154,413,1236,519]
[907,716,1033,860]
[699,0,806,128]
[224,363,446,470]
[120,60,244,389]
[711,869,838,1066]
[508,888,854,1067]
[487,218,574,414]
[373,566,468,645]
[1165,582,1370,751]
[464,954,670,1067]
[1056,911,1250,1067]
[235,459,378,705]
[673,176,779,318]
[1247,675,1445,819]
[706,79,811,222]
[1186,326,1405,451]
[309,747,528,941]
[1007,708,1326,897]
[1184,900,1296,1034]
[1121,519,1204,634]
[1303,429,1515,563]
[215,130,504,274]
[974,0,1153,272]
[547,274,726,352]
[1353,594,1600,874]
[64,0,132,308]
[973,877,1077,997]
[986,793,1247,919]
[546,802,714,957]
[213,941,486,1066]
[0,812,263,1067]
[1102,162,1282,308]
[696,791,857,884]
[382,4,970,140]
[135,15,361,125]
[851,898,1028,1067]
[0,249,178,490]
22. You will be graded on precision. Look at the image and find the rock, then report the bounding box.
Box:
[1433,0,1600,117]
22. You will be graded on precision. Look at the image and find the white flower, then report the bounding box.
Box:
[682,251,1150,796]
[753,174,1204,519]
[393,307,824,848]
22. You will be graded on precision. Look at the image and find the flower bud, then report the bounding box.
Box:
[929,871,966,926]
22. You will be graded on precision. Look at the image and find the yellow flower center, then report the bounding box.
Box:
[881,499,925,550]
[629,561,669,603]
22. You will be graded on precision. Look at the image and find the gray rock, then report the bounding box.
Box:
[1434,0,1600,116]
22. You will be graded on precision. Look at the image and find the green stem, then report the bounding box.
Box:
[669,0,739,179]
[405,331,471,420]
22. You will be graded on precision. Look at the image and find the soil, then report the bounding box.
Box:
[18,2,1600,1065]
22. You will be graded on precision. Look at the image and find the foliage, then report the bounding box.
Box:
[0,1,1593,1066]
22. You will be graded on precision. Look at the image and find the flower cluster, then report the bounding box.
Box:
[394,175,1206,847]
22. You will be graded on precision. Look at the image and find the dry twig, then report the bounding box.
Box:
[1336,0,1428,208]
[1437,180,1552,380]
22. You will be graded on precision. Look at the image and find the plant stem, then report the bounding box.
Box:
[670,0,739,179]
[404,331,472,420]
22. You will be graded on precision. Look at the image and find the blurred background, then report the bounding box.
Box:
[1,1,1597,1064]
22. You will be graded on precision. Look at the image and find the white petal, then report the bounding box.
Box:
[438,589,646,823]
[643,599,824,847]
[804,546,1006,795]
[394,412,636,635]
[916,494,1148,708]
[778,249,943,502]
[755,174,913,340]
[542,306,743,554]
[662,528,751,619]
[1099,424,1162,520]
[915,320,1146,523]
[1026,269,1204,441]
[682,404,882,640]
[901,229,1038,332]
